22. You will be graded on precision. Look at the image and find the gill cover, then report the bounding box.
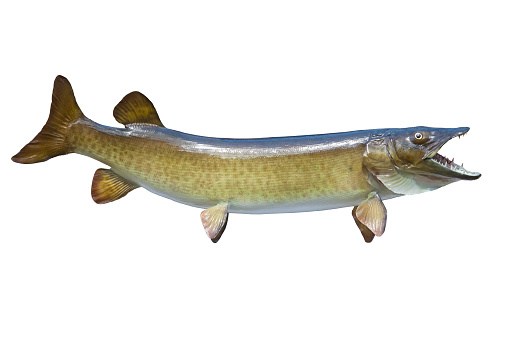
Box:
[363,131,431,195]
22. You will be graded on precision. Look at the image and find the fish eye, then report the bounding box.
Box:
[414,132,423,140]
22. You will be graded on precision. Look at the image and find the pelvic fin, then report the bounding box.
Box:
[200,203,229,243]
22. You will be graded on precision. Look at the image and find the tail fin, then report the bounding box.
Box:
[12,76,84,164]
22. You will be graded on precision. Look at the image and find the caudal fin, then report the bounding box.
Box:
[12,76,84,164]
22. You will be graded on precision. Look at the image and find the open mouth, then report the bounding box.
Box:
[429,153,479,177]
[424,128,481,180]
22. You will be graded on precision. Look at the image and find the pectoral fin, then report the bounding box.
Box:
[200,203,229,243]
[374,168,426,195]
[352,206,375,243]
[354,192,387,237]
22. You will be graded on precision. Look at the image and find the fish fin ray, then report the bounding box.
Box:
[374,168,427,195]
[113,91,164,127]
[200,203,229,243]
[355,192,387,237]
[91,168,139,204]
[352,206,375,243]
[12,75,84,164]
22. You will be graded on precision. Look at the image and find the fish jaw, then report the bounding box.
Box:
[420,127,481,180]
[423,127,469,159]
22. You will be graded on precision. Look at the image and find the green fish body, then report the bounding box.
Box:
[12,76,480,243]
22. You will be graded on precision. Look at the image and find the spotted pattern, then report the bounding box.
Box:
[68,120,374,213]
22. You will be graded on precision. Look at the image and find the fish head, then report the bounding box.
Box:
[389,126,481,180]
[364,127,480,195]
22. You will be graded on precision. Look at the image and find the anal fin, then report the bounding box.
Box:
[354,192,387,237]
[200,203,229,243]
[91,168,139,204]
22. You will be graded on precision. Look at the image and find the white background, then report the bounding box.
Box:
[1,1,508,338]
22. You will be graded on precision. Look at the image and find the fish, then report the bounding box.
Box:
[12,76,481,243]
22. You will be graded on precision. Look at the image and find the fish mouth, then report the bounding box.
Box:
[422,127,481,180]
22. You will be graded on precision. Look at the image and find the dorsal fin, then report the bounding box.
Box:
[113,91,165,127]
[91,168,139,204]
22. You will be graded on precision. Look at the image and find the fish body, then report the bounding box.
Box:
[12,76,481,242]
[71,120,395,214]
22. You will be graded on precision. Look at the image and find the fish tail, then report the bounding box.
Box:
[12,76,85,164]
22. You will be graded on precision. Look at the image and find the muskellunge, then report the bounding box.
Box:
[12,76,481,243]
